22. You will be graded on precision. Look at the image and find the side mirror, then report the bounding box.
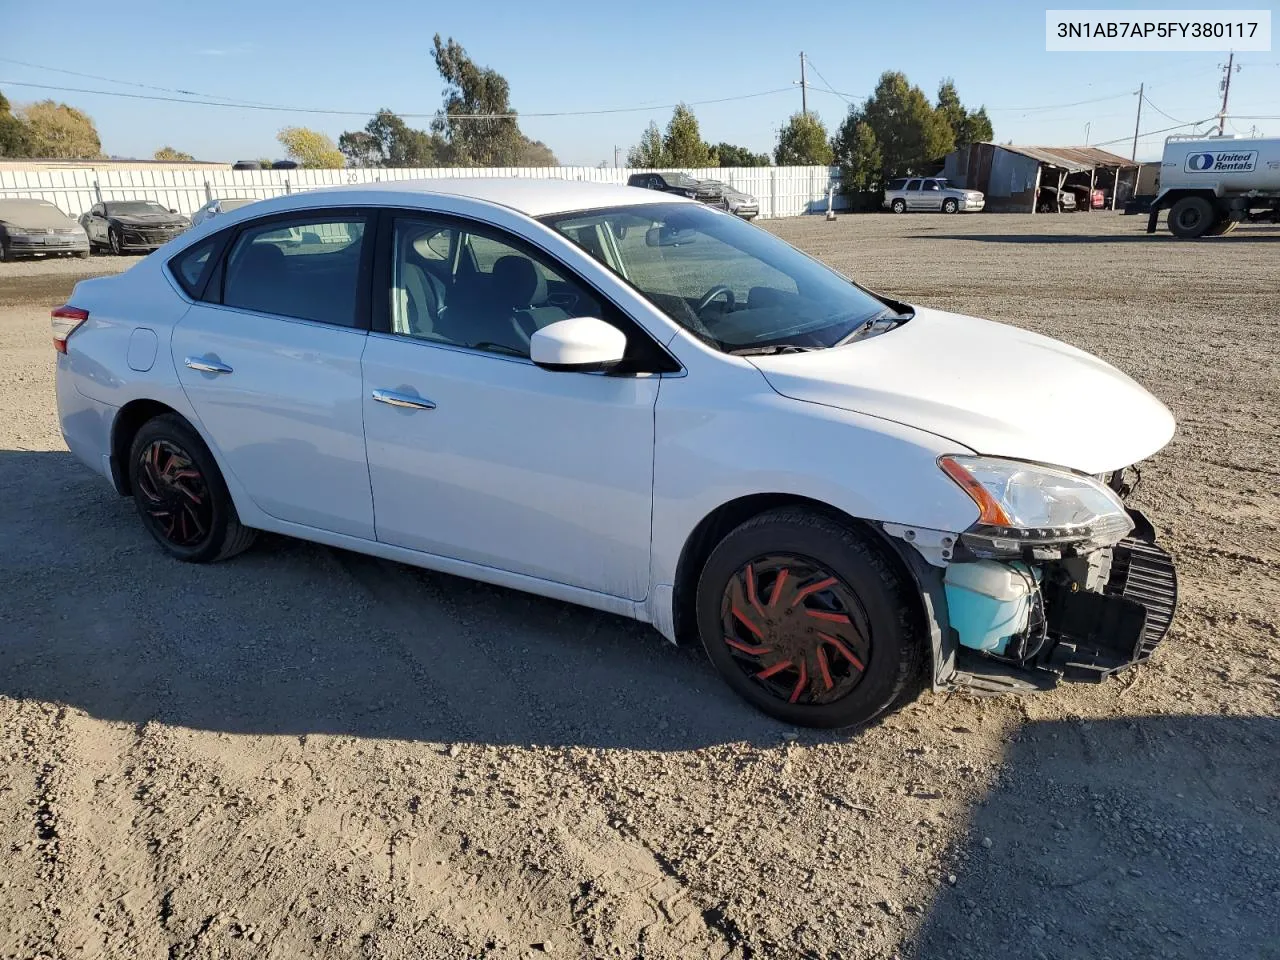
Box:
[169,208,178,214]
[530,317,626,373]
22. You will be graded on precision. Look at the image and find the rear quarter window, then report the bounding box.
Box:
[886,179,908,191]
[169,236,222,298]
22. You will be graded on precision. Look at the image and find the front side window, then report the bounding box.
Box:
[924,180,941,191]
[222,216,367,326]
[542,203,895,354]
[389,216,603,359]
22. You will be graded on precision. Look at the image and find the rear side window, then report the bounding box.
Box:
[222,216,368,327]
[169,236,221,298]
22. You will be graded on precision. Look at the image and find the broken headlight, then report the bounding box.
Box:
[939,455,1134,559]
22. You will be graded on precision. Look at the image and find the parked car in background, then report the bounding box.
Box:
[627,172,729,209]
[703,181,760,220]
[53,178,1177,729]
[0,198,89,261]
[191,197,260,228]
[79,201,191,255]
[1065,185,1105,210]
[1036,186,1077,213]
[883,177,984,213]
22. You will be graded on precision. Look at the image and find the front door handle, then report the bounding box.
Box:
[371,388,436,411]
[185,356,234,375]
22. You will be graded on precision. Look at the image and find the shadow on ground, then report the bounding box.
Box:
[910,231,1280,245]
[0,450,789,751]
[905,714,1280,960]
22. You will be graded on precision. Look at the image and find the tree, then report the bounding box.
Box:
[663,104,712,167]
[774,112,833,166]
[858,72,954,178]
[0,92,31,157]
[627,121,669,167]
[345,109,449,167]
[712,142,770,167]
[936,78,993,150]
[154,145,194,162]
[430,35,555,167]
[276,127,345,168]
[336,130,382,167]
[831,111,883,192]
[19,100,100,159]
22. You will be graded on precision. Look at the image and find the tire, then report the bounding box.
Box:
[891,199,906,214]
[128,414,257,563]
[0,237,10,262]
[695,508,924,729]
[942,198,958,214]
[109,227,123,256]
[1168,196,1215,239]
[76,250,91,260]
[1037,201,1052,213]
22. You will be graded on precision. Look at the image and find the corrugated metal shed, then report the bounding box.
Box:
[989,145,1137,171]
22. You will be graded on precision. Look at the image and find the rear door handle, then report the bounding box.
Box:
[184,356,233,375]
[371,388,436,411]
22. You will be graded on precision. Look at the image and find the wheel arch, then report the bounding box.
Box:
[108,398,188,495]
[669,493,930,651]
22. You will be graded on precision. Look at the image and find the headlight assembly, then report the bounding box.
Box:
[939,455,1134,558]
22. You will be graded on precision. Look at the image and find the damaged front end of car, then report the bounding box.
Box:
[884,457,1177,695]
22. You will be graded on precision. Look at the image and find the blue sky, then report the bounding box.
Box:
[2,0,1276,164]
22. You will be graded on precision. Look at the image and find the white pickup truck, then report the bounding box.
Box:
[1147,134,1280,238]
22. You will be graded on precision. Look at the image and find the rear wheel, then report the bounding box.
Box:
[891,198,906,214]
[1168,196,1215,239]
[695,508,924,728]
[128,414,256,563]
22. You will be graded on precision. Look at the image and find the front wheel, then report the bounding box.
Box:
[129,414,257,563]
[108,227,123,256]
[695,508,924,728]
[1167,196,1215,239]
[891,199,906,214]
[942,198,958,214]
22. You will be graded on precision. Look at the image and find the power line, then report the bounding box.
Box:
[1091,116,1218,148]
[0,56,284,109]
[987,90,1135,113]
[801,58,859,107]
[0,78,796,120]
[1141,93,1186,125]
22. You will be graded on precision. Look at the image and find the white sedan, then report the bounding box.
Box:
[53,179,1178,728]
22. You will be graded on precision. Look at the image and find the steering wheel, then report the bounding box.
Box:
[695,284,736,315]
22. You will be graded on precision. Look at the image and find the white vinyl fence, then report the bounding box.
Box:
[0,164,844,221]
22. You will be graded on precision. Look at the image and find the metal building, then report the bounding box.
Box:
[942,143,1140,213]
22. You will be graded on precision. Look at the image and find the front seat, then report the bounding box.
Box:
[491,255,568,344]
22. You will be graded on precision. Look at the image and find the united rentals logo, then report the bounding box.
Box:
[1184,151,1258,173]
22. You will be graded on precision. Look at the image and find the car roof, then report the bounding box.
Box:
[307,177,691,218]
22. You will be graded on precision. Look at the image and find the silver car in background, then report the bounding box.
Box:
[190,197,260,228]
[703,182,760,220]
[883,177,984,214]
[0,198,90,260]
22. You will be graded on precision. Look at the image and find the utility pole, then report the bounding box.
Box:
[1131,83,1143,161]
[799,52,808,115]
[1217,51,1237,135]
[614,145,620,168]
[1084,121,1091,146]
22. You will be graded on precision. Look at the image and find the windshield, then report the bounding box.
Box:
[541,203,892,352]
[106,201,169,216]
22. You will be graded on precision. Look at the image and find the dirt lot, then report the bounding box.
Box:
[2,215,1277,960]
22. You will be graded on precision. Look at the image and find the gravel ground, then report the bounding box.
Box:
[1,214,1277,960]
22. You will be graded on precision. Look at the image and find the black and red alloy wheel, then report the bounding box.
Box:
[719,554,872,706]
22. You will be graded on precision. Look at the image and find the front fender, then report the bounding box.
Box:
[646,364,980,638]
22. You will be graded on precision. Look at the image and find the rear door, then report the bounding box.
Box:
[904,179,923,209]
[170,211,377,539]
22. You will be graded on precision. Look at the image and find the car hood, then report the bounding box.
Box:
[747,306,1175,474]
[112,214,186,226]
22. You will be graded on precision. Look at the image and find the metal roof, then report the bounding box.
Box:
[987,144,1137,171]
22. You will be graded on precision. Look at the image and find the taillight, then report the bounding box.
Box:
[51,305,89,354]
